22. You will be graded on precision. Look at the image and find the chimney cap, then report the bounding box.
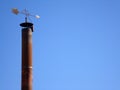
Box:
[20,22,33,27]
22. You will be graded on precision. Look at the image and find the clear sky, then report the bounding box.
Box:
[1,0,120,90]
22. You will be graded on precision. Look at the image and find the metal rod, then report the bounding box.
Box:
[25,17,27,22]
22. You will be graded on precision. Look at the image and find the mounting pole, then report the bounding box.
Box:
[25,17,27,22]
[20,21,33,90]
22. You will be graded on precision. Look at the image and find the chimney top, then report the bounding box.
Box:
[20,22,34,32]
[20,22,33,27]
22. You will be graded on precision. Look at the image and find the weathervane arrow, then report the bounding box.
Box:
[12,8,40,22]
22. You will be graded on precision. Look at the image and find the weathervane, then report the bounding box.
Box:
[12,8,40,22]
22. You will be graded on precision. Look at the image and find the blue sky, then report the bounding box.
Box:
[1,0,120,90]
